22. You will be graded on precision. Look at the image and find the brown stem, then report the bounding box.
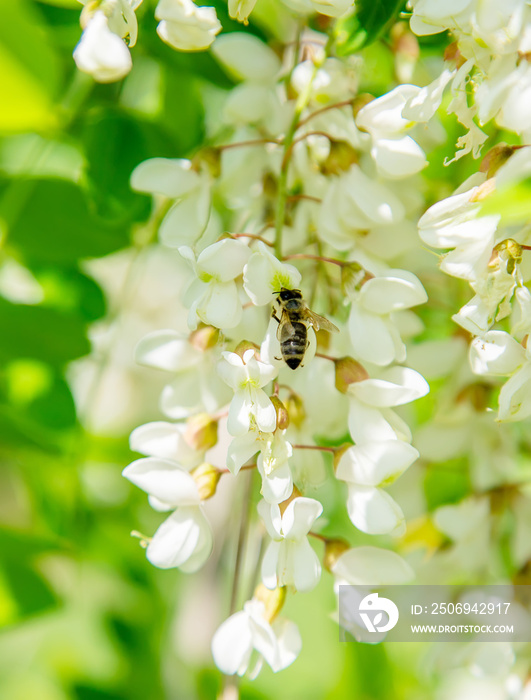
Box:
[286,194,322,204]
[297,99,354,128]
[283,253,344,267]
[218,137,281,151]
[230,232,274,246]
[315,352,338,362]
[292,444,336,453]
[308,531,328,542]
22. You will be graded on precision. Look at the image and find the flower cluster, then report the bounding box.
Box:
[107,0,531,689]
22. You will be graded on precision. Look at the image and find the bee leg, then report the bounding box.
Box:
[271,311,281,324]
[274,355,282,361]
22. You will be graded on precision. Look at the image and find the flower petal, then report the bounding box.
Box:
[130,157,199,198]
[135,331,198,371]
[146,506,212,570]
[346,485,405,535]
[292,540,322,592]
[336,441,419,487]
[123,457,201,505]
[212,611,253,676]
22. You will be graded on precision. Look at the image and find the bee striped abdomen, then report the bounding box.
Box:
[280,321,307,370]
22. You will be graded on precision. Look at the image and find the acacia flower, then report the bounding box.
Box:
[348,269,427,366]
[227,427,293,504]
[243,242,301,306]
[347,365,430,444]
[336,441,420,535]
[122,457,213,571]
[74,9,133,83]
[258,497,323,592]
[135,329,231,419]
[180,240,251,330]
[211,596,301,677]
[130,158,211,247]
[155,0,221,51]
[218,349,277,436]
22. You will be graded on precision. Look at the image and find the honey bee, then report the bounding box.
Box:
[272,288,339,369]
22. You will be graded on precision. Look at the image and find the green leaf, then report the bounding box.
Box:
[1,561,59,620]
[480,178,531,225]
[0,1,61,133]
[0,298,90,366]
[4,178,131,265]
[335,0,405,55]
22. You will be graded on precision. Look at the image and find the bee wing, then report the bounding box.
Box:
[276,310,296,340]
[307,310,339,334]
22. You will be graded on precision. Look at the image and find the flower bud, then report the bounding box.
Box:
[184,413,218,452]
[191,462,221,500]
[321,140,359,175]
[323,538,350,573]
[334,357,369,393]
[253,583,286,623]
[270,395,289,430]
[234,340,260,360]
[189,326,219,352]
[285,392,306,428]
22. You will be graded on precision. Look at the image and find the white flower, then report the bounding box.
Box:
[211,598,301,676]
[258,497,323,592]
[180,239,251,330]
[73,10,132,83]
[122,457,213,571]
[356,85,428,179]
[130,421,205,469]
[218,349,277,436]
[347,366,430,444]
[226,428,293,503]
[418,180,500,283]
[468,330,531,422]
[155,0,221,51]
[348,270,427,366]
[135,329,231,419]
[243,242,301,306]
[336,441,419,535]
[131,158,211,247]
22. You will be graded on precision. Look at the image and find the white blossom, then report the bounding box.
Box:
[131,158,211,247]
[122,457,213,571]
[155,0,221,51]
[211,598,301,676]
[179,240,251,330]
[258,497,322,592]
[73,10,133,83]
[218,349,277,436]
[336,441,419,535]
